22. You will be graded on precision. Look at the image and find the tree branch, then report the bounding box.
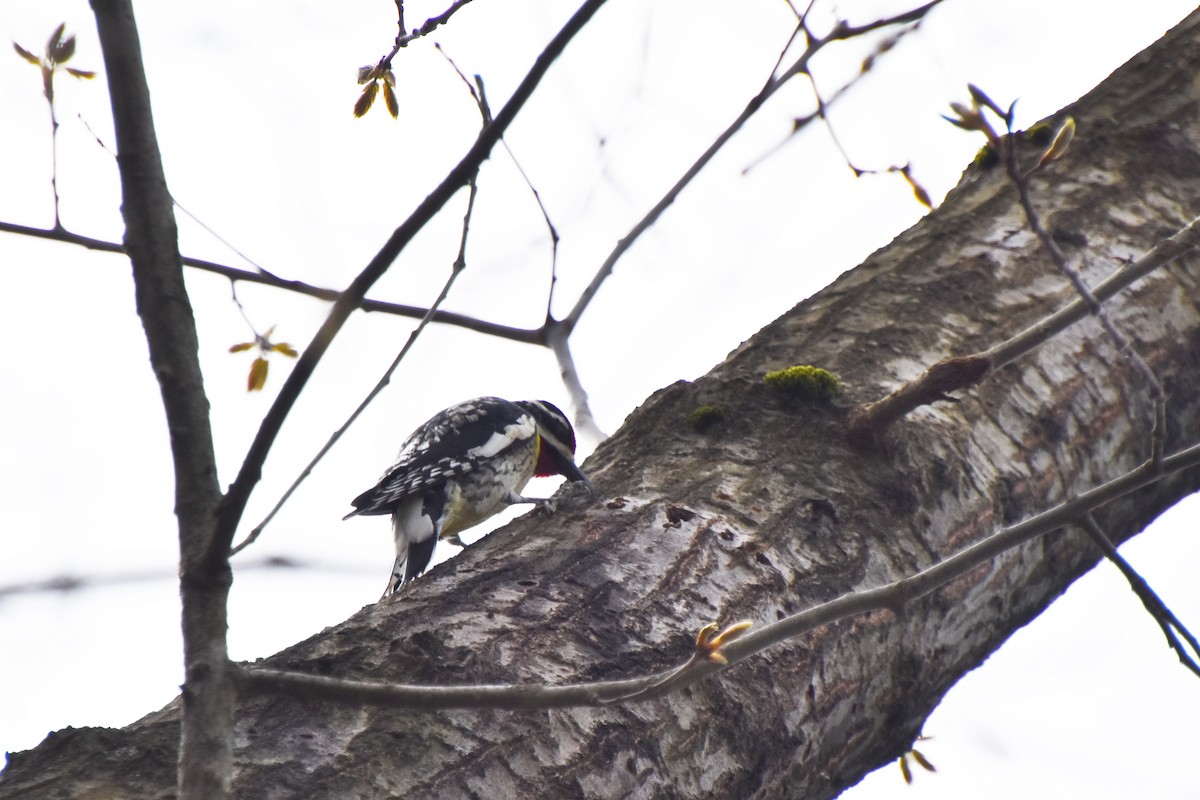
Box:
[382,0,476,63]
[563,0,943,332]
[0,219,544,342]
[89,1,228,797]
[1079,514,1200,678]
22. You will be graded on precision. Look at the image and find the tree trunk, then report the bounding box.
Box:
[5,10,1200,800]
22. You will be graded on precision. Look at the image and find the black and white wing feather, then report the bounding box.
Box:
[344,397,537,518]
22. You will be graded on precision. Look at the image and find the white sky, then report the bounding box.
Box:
[1,1,1197,797]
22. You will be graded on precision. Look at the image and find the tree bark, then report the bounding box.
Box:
[6,9,1200,800]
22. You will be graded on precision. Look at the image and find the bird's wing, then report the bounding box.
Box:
[346,398,536,517]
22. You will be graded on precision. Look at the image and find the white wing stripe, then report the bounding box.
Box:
[467,414,536,459]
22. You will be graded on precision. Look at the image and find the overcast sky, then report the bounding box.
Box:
[2,1,1198,797]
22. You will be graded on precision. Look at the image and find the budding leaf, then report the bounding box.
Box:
[13,42,41,65]
[383,82,399,118]
[247,357,269,392]
[901,167,932,209]
[1037,116,1076,167]
[910,749,936,772]
[354,81,378,117]
[50,34,75,64]
[46,23,66,58]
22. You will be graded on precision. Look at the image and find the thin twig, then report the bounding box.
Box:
[498,135,559,323]
[371,0,477,75]
[235,436,1200,711]
[563,0,943,332]
[1079,514,1200,678]
[436,46,563,327]
[501,146,602,429]
[743,16,925,177]
[14,24,96,229]
[803,68,861,175]
[434,43,487,119]
[742,80,850,175]
[0,220,544,342]
[783,0,815,22]
[228,282,259,338]
[49,69,62,228]
[171,197,285,283]
[1002,128,1167,465]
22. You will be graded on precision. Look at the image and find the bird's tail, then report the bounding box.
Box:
[381,520,437,598]
[380,552,406,599]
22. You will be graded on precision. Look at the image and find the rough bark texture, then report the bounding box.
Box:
[6,9,1200,800]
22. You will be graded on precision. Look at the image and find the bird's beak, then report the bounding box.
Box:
[558,458,593,494]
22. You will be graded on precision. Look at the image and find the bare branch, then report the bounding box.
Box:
[497,135,560,322]
[848,355,991,445]
[742,15,922,179]
[90,1,229,796]
[0,220,544,343]
[434,42,489,122]
[800,61,932,203]
[564,0,943,332]
[435,45,565,331]
[369,0,477,78]
[235,661,635,709]
[1079,515,1200,678]
[402,0,475,47]
[433,47,595,435]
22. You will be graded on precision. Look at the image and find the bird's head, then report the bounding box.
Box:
[516,399,589,485]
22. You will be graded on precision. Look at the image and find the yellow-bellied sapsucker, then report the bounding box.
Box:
[344,397,590,596]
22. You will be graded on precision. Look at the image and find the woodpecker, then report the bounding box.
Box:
[344,396,590,596]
